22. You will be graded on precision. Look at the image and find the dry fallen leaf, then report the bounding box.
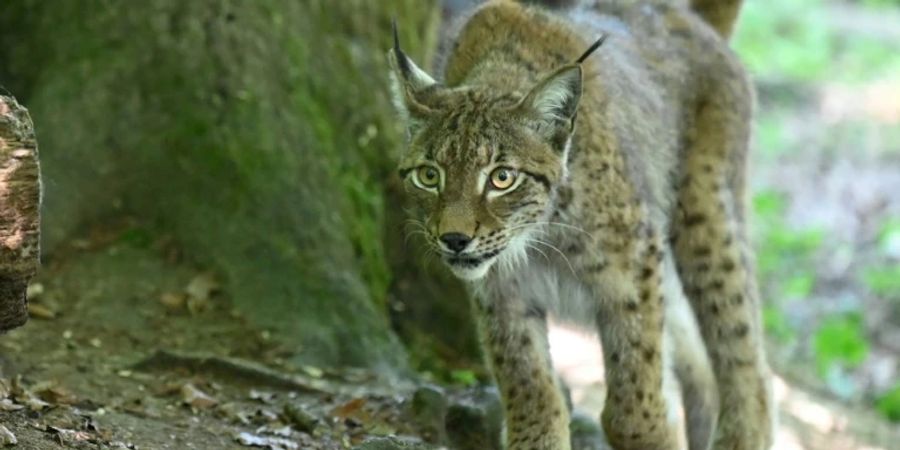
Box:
[0,425,16,445]
[28,303,56,320]
[26,282,44,299]
[159,292,187,311]
[217,402,251,425]
[282,403,318,433]
[186,295,211,315]
[21,395,51,411]
[180,383,218,409]
[80,416,99,432]
[331,398,366,419]
[0,399,24,412]
[235,431,298,450]
[252,408,280,423]
[9,378,51,412]
[268,425,292,437]
[300,366,323,378]
[185,272,219,301]
[33,383,77,405]
[249,389,276,404]
[46,426,92,443]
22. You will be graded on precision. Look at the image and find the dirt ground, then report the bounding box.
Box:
[0,237,429,450]
[1,232,898,449]
[2,2,899,447]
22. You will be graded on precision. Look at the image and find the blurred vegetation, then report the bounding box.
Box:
[734,0,900,422]
[735,0,900,83]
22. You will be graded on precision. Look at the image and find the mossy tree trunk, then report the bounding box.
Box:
[0,0,478,373]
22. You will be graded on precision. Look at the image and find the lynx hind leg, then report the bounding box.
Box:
[673,70,774,449]
[663,249,719,450]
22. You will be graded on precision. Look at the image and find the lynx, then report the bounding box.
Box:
[389,1,774,449]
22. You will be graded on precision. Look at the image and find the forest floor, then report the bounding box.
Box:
[2,1,900,449]
[1,236,899,449]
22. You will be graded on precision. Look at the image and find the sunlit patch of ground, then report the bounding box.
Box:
[549,321,900,450]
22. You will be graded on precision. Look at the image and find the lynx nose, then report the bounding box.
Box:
[440,233,472,253]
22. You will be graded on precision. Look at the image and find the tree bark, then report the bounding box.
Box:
[0,95,41,332]
[0,0,478,372]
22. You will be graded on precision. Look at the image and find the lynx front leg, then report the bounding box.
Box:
[476,292,570,450]
[590,252,679,450]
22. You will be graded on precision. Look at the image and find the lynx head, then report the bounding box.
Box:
[388,26,597,281]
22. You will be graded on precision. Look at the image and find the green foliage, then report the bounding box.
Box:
[766,227,825,256]
[734,0,900,83]
[118,226,154,249]
[876,382,900,422]
[757,226,824,275]
[752,190,821,346]
[878,218,900,249]
[813,313,870,375]
[867,219,900,299]
[783,273,816,298]
[863,265,900,299]
[449,369,479,387]
[763,306,795,342]
[833,36,900,83]
[735,0,832,81]
[752,189,787,221]
[863,0,900,8]
[752,191,822,286]
[754,112,794,158]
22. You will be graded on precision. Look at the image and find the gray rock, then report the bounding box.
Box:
[570,412,611,450]
[409,385,448,444]
[352,436,433,450]
[445,386,504,450]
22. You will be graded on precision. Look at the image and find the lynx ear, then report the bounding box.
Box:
[518,35,605,142]
[388,20,437,127]
[519,65,583,138]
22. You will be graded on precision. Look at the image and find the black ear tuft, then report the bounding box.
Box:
[392,17,400,52]
[392,18,412,78]
[388,19,438,125]
[575,34,607,64]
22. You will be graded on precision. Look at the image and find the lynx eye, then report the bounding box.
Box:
[414,165,441,190]
[489,167,517,190]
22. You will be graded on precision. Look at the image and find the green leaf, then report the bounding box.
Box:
[863,265,900,299]
[763,306,794,342]
[877,383,900,422]
[753,190,787,220]
[878,218,900,251]
[767,227,824,256]
[449,369,478,387]
[118,227,153,248]
[813,313,870,375]
[783,273,815,299]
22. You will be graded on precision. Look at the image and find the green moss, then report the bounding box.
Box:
[0,0,448,372]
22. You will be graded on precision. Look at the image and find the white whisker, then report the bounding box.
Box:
[524,242,549,262]
[530,237,577,277]
[507,220,593,239]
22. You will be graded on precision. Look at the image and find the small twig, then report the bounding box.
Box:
[132,350,332,395]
